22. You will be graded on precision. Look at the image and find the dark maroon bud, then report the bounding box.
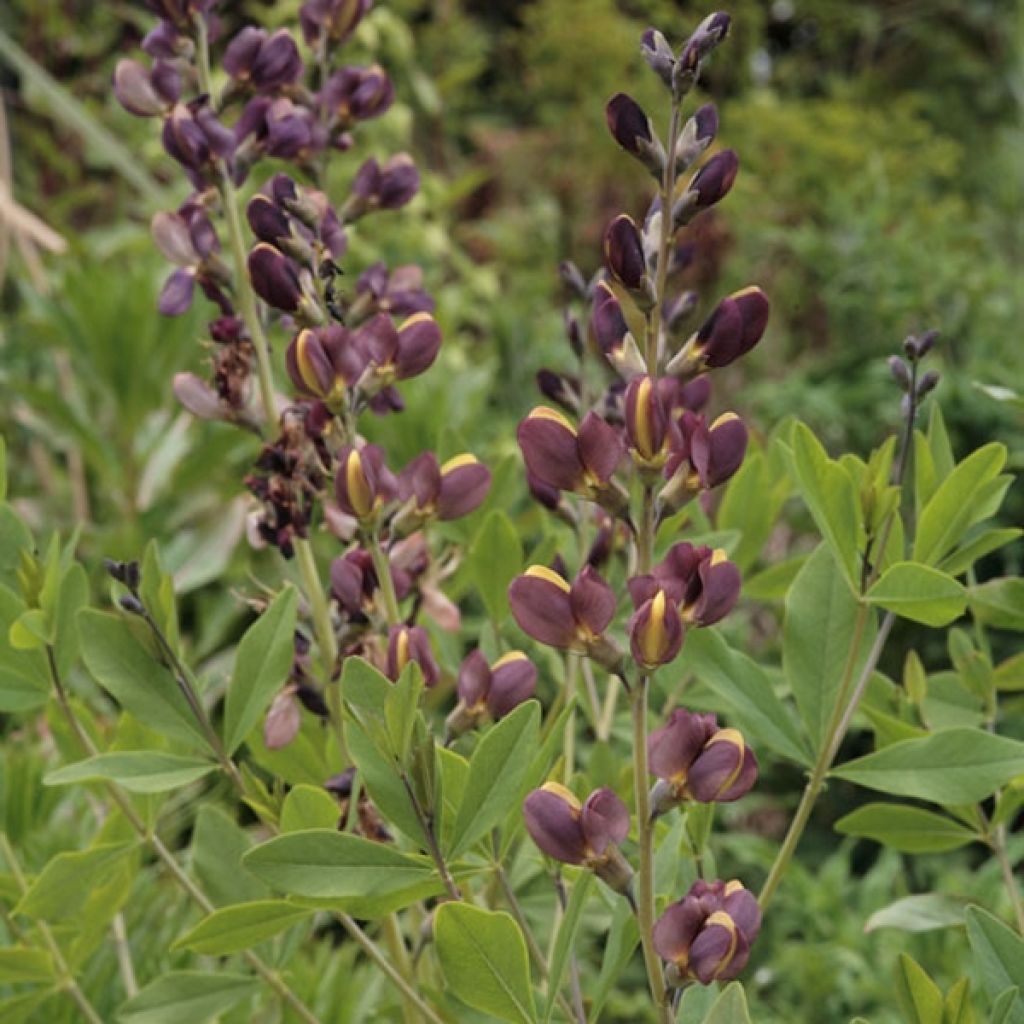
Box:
[655,877,759,986]
[606,93,665,178]
[387,624,440,687]
[628,583,684,668]
[322,65,394,124]
[625,375,670,466]
[295,682,330,718]
[248,243,302,312]
[265,98,325,159]
[604,214,648,294]
[158,268,196,315]
[564,311,584,360]
[436,454,491,520]
[181,202,218,259]
[591,281,629,354]
[689,412,748,489]
[335,444,396,521]
[916,369,940,398]
[162,103,209,169]
[379,153,420,209]
[888,355,911,391]
[142,20,185,59]
[640,27,675,88]
[209,316,246,343]
[251,29,304,91]
[247,194,292,246]
[670,287,769,374]
[674,149,738,225]
[223,27,266,79]
[675,12,732,96]
[487,652,537,719]
[687,732,758,803]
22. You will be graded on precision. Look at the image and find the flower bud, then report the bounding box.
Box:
[674,103,718,171]
[916,369,940,398]
[247,194,292,248]
[654,877,760,986]
[286,326,364,404]
[640,28,675,89]
[447,650,538,737]
[669,287,769,373]
[114,58,178,117]
[248,243,302,312]
[888,355,911,392]
[674,12,731,96]
[322,65,394,124]
[606,93,665,178]
[349,155,420,217]
[604,215,653,306]
[625,375,670,467]
[300,0,371,46]
[673,149,738,225]
[904,328,938,360]
[358,312,442,385]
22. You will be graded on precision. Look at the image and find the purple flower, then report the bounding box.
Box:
[248,243,303,312]
[648,709,758,811]
[653,878,760,986]
[224,27,304,91]
[624,375,674,466]
[603,214,649,296]
[508,565,621,668]
[355,263,434,317]
[641,542,741,627]
[673,149,738,225]
[516,408,625,509]
[686,287,770,370]
[113,58,180,117]
[349,154,420,216]
[356,312,442,386]
[321,65,394,125]
[447,650,537,736]
[300,0,372,46]
[396,451,491,524]
[285,326,366,403]
[330,548,412,617]
[661,412,748,509]
[627,586,684,669]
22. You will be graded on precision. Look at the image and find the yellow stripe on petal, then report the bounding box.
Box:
[295,330,325,397]
[724,879,744,896]
[441,453,479,474]
[398,311,436,332]
[710,548,729,566]
[634,376,654,457]
[710,411,739,430]
[524,565,571,592]
[527,406,576,434]
[706,727,744,753]
[346,450,373,519]
[728,285,763,300]
[540,781,582,812]
[493,650,528,669]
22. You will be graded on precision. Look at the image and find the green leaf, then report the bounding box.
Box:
[784,544,875,753]
[435,902,537,1024]
[683,628,811,766]
[943,978,975,1024]
[117,971,253,1024]
[78,609,209,749]
[968,578,1024,631]
[223,587,298,755]
[864,893,966,934]
[788,422,861,590]
[469,510,523,622]
[0,438,6,502]
[914,443,1006,565]
[995,653,1024,692]
[865,562,966,626]
[345,720,422,843]
[0,585,49,711]
[966,906,1024,1024]
[385,662,424,766]
[896,953,945,1024]
[939,528,1023,578]
[0,947,55,983]
[243,829,443,918]
[280,783,340,832]
[172,900,312,955]
[544,873,593,1023]
[835,803,980,853]
[15,843,135,921]
[702,982,753,1023]
[191,805,268,907]
[832,729,1024,804]
[991,988,1023,1024]
[448,700,540,858]
[44,752,216,794]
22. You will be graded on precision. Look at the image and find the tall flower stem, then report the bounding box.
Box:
[627,98,684,1024]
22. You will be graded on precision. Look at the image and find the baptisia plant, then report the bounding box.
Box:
[510,11,768,1020]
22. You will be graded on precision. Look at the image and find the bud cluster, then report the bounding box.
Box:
[514,11,765,989]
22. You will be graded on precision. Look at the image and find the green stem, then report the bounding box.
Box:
[632,675,672,1023]
[0,833,105,1024]
[989,819,1024,934]
[380,913,419,1024]
[294,535,339,681]
[335,913,448,1024]
[369,532,402,625]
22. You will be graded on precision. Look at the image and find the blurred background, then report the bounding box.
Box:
[0,3,1021,1019]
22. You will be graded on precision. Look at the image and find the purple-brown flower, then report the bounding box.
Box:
[627,586,684,669]
[672,149,738,226]
[591,281,645,378]
[624,375,674,468]
[223,27,304,92]
[653,878,760,986]
[386,624,439,687]
[114,58,180,117]
[649,709,757,811]
[248,242,303,312]
[300,0,371,46]
[508,565,621,668]
[322,65,394,125]
[334,444,396,522]
[604,215,652,305]
[644,542,741,627]
[330,548,411,618]
[356,312,442,387]
[446,650,537,736]
[661,412,748,510]
[523,783,633,892]
[669,287,769,374]
[286,326,366,404]
[516,408,626,511]
[348,154,420,217]
[396,452,491,526]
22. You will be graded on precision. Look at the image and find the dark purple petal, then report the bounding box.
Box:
[457,649,490,707]
[523,786,587,864]
[580,787,630,855]
[687,731,746,802]
[604,214,646,290]
[247,193,291,245]
[508,569,578,649]
[715,747,758,803]
[578,412,624,483]
[399,451,441,508]
[158,267,195,315]
[690,553,740,626]
[648,708,717,781]
[248,243,302,312]
[487,653,537,719]
[517,409,585,492]
[570,565,617,635]
[688,921,737,984]
[723,883,762,942]
[437,456,490,519]
[653,898,705,965]
[394,312,441,378]
[224,26,265,78]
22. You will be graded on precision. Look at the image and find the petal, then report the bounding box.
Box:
[487,652,537,719]
[570,565,617,635]
[158,267,195,315]
[723,883,762,943]
[578,411,625,483]
[509,569,577,649]
[457,649,490,707]
[648,708,716,781]
[715,746,758,803]
[581,787,630,854]
[523,788,586,864]
[395,312,441,379]
[517,408,585,492]
[687,732,745,803]
[652,898,705,965]
[688,921,738,984]
[437,456,491,519]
